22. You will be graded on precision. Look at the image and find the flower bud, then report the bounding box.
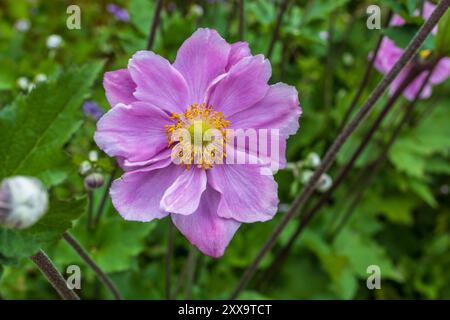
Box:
[35,73,47,83]
[88,150,98,162]
[84,173,104,190]
[306,152,321,168]
[300,169,314,184]
[317,174,332,193]
[15,19,31,32]
[0,176,49,229]
[17,77,30,90]
[46,34,63,49]
[79,160,92,175]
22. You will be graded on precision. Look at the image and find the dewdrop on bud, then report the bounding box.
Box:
[46,34,63,49]
[79,161,92,175]
[300,170,314,184]
[88,150,98,162]
[317,174,332,193]
[84,173,104,190]
[306,152,321,168]
[0,176,49,229]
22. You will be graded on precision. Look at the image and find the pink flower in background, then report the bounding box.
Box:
[94,28,301,257]
[374,2,450,100]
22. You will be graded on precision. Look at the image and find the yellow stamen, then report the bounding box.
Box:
[165,103,230,169]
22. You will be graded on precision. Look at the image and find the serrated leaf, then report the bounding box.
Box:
[0,196,86,260]
[0,61,104,186]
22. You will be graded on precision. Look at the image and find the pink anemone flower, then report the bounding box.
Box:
[94,28,301,257]
[374,1,450,100]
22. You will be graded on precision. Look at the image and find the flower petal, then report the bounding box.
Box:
[110,163,183,222]
[171,188,240,258]
[207,164,279,223]
[118,148,172,172]
[229,83,301,136]
[173,28,231,104]
[374,38,403,74]
[160,168,207,215]
[94,102,170,162]
[128,51,189,113]
[103,69,137,107]
[226,41,251,71]
[208,55,271,117]
[430,58,450,85]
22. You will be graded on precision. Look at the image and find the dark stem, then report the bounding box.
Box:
[256,63,426,288]
[94,165,119,227]
[329,64,437,240]
[146,0,164,51]
[336,10,392,133]
[229,1,449,299]
[30,250,80,300]
[63,232,123,300]
[166,220,174,300]
[267,0,291,59]
[238,0,245,40]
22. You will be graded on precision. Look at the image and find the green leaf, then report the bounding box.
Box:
[129,0,155,35]
[0,196,86,260]
[334,229,403,281]
[436,9,450,56]
[0,61,103,186]
[384,24,434,50]
[52,213,156,274]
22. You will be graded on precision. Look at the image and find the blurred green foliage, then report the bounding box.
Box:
[0,0,449,300]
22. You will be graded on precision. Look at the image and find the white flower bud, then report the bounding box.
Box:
[0,176,49,229]
[17,77,30,90]
[300,169,314,184]
[15,19,31,32]
[35,73,47,83]
[306,152,321,168]
[190,4,204,16]
[84,173,104,190]
[46,34,63,49]
[88,150,98,162]
[79,161,92,175]
[319,31,329,41]
[317,174,332,193]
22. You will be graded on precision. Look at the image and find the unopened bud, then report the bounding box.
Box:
[0,176,48,229]
[79,160,92,175]
[317,174,332,192]
[300,169,314,184]
[88,150,98,162]
[84,173,104,190]
[306,152,321,168]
